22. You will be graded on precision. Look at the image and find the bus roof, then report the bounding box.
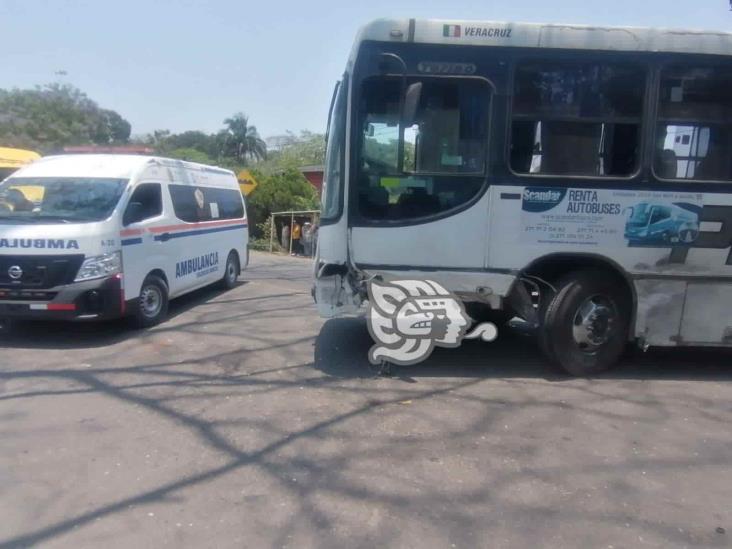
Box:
[351,18,732,61]
[11,154,235,181]
[0,147,41,169]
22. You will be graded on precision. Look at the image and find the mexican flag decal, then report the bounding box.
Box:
[443,24,461,38]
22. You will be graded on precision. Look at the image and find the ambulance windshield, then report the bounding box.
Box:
[0,177,127,223]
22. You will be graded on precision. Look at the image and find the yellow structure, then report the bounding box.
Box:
[0,148,42,204]
[237,169,258,196]
[0,147,41,170]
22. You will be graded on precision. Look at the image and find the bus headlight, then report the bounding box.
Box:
[75,251,122,282]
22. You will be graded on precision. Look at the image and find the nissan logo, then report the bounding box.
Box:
[8,265,23,280]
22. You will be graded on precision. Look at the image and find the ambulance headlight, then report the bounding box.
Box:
[75,251,122,282]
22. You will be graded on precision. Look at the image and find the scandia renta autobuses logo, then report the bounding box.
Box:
[521,187,567,213]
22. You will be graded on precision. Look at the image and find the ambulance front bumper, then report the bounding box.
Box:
[0,274,125,321]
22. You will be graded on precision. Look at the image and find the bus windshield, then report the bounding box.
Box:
[0,177,128,223]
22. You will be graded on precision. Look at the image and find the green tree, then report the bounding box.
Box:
[258,130,325,173]
[246,167,319,237]
[167,147,214,164]
[143,129,172,151]
[165,130,219,157]
[95,109,132,144]
[0,83,131,152]
[222,113,266,163]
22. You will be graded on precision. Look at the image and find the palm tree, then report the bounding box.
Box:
[222,113,267,163]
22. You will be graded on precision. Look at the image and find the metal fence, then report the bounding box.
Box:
[269,210,321,257]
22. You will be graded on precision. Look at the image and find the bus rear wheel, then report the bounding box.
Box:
[539,270,630,376]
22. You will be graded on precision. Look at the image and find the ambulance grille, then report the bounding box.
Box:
[0,255,85,289]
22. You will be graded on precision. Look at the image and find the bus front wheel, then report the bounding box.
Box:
[540,270,630,376]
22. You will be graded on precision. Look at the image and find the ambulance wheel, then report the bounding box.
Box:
[220,252,239,290]
[539,270,630,377]
[134,275,169,328]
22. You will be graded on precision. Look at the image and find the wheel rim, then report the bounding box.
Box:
[139,285,163,318]
[571,295,618,354]
[226,257,237,283]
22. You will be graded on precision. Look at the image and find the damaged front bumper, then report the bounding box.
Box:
[312,262,364,318]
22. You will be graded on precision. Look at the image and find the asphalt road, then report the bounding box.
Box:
[1,251,731,548]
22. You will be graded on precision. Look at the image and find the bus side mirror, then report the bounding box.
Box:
[403,82,422,126]
[123,201,145,226]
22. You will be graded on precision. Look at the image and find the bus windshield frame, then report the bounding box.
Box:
[320,75,348,224]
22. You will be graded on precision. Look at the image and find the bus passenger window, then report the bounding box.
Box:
[358,77,489,221]
[654,65,732,182]
[511,61,645,177]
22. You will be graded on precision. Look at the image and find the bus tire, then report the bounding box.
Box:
[220,251,239,290]
[537,288,558,366]
[540,270,630,376]
[133,275,169,328]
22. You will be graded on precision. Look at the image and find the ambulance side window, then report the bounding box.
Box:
[124,183,162,224]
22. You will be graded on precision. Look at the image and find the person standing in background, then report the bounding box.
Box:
[291,220,302,255]
[302,222,313,257]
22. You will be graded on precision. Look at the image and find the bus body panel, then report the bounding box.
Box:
[487,185,732,346]
[315,19,732,351]
[349,191,491,269]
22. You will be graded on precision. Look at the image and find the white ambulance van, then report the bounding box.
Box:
[0,154,248,327]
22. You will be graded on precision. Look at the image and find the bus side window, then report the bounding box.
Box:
[511,60,646,178]
[654,64,732,182]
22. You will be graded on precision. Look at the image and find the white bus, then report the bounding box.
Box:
[0,155,248,327]
[313,18,732,375]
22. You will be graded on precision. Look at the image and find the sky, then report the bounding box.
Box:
[2,0,731,139]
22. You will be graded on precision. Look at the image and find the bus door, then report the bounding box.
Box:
[349,75,493,276]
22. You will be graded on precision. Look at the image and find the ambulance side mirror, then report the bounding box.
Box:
[123,201,145,226]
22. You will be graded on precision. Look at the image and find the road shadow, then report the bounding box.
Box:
[2,309,730,547]
[313,317,732,382]
[0,281,248,351]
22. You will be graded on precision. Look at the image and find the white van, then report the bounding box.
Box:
[0,154,248,327]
